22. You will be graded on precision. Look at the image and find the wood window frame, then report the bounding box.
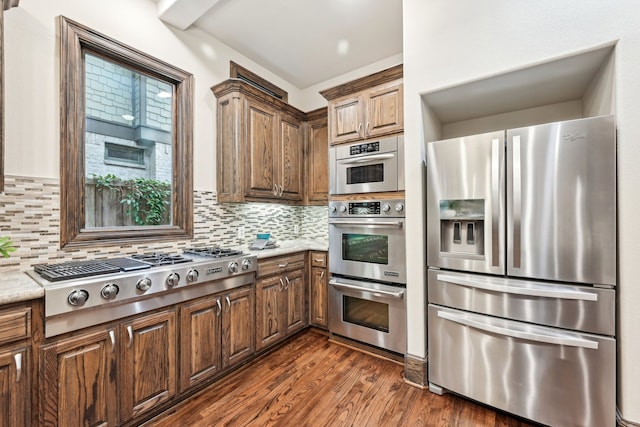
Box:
[59,16,193,248]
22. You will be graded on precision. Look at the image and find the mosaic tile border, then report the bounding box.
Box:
[0,176,328,272]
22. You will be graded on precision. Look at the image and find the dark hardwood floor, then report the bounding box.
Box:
[145,329,536,427]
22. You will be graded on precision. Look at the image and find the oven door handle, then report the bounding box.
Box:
[329,279,405,299]
[338,153,395,165]
[329,220,404,228]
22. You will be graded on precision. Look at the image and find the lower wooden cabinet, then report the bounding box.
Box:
[0,345,30,427]
[40,328,117,426]
[41,309,177,426]
[180,285,254,392]
[256,253,307,351]
[309,251,328,328]
[120,310,177,423]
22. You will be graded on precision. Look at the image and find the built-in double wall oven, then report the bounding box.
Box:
[328,198,407,354]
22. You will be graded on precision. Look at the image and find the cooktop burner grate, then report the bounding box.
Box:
[34,261,121,282]
[183,247,244,258]
[130,253,193,266]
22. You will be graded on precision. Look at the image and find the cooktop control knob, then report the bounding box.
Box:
[339,205,347,213]
[395,203,404,212]
[100,283,119,300]
[382,203,391,212]
[241,259,253,271]
[166,273,180,287]
[186,269,199,283]
[330,204,337,213]
[68,289,89,306]
[136,277,152,292]
[228,261,239,274]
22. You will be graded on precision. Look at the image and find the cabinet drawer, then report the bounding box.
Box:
[0,305,31,344]
[257,253,305,278]
[310,251,327,268]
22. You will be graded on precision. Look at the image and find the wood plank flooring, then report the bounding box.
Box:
[145,329,536,427]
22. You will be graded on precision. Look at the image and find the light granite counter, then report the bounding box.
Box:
[0,271,44,305]
[239,239,328,259]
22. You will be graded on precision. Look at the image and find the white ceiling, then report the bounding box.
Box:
[156,0,403,89]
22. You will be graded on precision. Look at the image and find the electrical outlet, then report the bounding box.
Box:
[237,226,245,239]
[293,224,299,235]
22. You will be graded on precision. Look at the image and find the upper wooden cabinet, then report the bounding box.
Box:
[305,108,329,205]
[212,80,307,204]
[321,64,403,145]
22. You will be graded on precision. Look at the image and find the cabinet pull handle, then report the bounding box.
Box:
[279,184,284,197]
[126,325,133,348]
[365,122,370,136]
[216,297,222,316]
[273,184,278,196]
[320,271,325,281]
[285,276,291,290]
[14,352,22,383]
[279,278,285,291]
[313,258,323,263]
[278,263,288,268]
[357,123,362,133]
[225,295,231,312]
[109,330,116,353]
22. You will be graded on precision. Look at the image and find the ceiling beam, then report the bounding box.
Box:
[156,0,221,31]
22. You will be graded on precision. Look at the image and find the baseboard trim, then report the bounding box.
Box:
[404,353,428,387]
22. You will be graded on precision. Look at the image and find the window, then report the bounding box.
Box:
[60,16,193,247]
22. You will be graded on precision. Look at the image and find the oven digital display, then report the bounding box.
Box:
[342,233,388,265]
[348,202,380,215]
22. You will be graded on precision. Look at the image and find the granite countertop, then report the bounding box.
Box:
[0,271,44,305]
[239,239,328,259]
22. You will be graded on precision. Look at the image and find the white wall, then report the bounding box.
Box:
[403,0,640,422]
[3,0,304,191]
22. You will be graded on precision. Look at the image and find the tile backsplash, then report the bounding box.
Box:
[0,176,328,272]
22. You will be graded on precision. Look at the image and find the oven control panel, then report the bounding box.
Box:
[329,199,405,218]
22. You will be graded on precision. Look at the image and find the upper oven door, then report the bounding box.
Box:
[329,217,406,284]
[334,153,398,194]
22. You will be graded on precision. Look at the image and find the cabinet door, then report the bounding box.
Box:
[244,98,278,199]
[179,296,222,392]
[284,269,307,335]
[364,80,403,138]
[329,95,364,145]
[41,329,117,427]
[310,266,328,328]
[222,286,255,368]
[216,93,244,202]
[278,113,303,201]
[255,275,284,350]
[306,117,329,203]
[0,345,29,427]
[120,310,177,423]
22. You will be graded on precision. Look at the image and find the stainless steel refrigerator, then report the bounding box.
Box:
[425,115,616,427]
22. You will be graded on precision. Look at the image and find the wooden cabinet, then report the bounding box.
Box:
[305,108,329,204]
[180,285,254,392]
[212,80,305,204]
[40,328,117,426]
[255,253,307,351]
[120,309,177,423]
[309,251,328,328]
[41,308,177,426]
[0,304,33,427]
[321,64,403,145]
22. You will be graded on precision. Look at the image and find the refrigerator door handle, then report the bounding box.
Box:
[512,135,522,268]
[436,273,598,301]
[437,310,599,349]
[491,138,501,267]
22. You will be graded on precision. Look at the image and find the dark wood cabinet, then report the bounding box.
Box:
[309,251,328,328]
[244,97,278,199]
[120,309,177,423]
[277,112,304,200]
[305,108,329,205]
[255,253,307,351]
[0,345,30,427]
[321,64,403,145]
[40,328,117,427]
[222,286,255,367]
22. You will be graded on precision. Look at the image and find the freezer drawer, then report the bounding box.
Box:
[428,305,616,427]
[428,269,615,336]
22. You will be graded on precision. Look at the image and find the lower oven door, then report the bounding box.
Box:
[329,276,406,354]
[428,304,616,427]
[329,217,405,284]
